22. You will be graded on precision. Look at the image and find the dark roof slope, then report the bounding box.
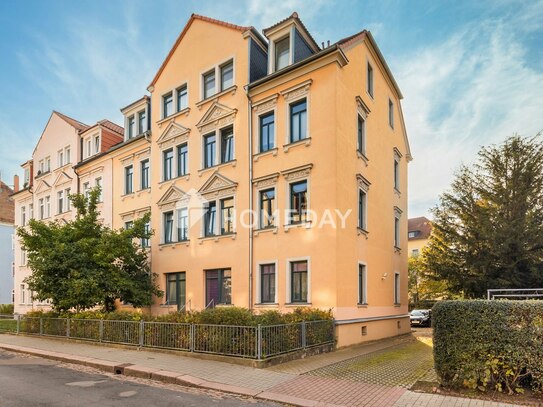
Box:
[53,111,89,132]
[408,217,432,240]
[0,180,14,224]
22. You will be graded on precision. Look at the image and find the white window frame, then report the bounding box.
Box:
[201,124,235,169]
[394,148,402,192]
[257,185,277,229]
[57,149,64,168]
[394,207,402,248]
[358,262,368,305]
[19,284,25,304]
[388,98,394,129]
[57,190,64,214]
[94,134,100,154]
[175,83,189,112]
[286,256,311,304]
[201,194,236,237]
[257,107,277,154]
[95,177,102,202]
[65,146,71,164]
[286,177,310,226]
[21,206,26,226]
[45,196,50,218]
[255,260,279,304]
[199,56,236,101]
[285,93,310,146]
[366,60,374,99]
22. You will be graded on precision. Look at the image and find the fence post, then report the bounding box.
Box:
[16,315,20,334]
[257,324,262,360]
[139,320,144,347]
[190,324,195,352]
[66,318,70,338]
[99,319,104,342]
[39,318,43,336]
[302,321,306,349]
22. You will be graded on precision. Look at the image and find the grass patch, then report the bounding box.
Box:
[0,319,17,332]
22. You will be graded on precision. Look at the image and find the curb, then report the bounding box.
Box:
[0,343,319,407]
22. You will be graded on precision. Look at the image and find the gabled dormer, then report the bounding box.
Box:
[21,160,33,189]
[79,120,124,161]
[262,12,320,74]
[120,96,151,141]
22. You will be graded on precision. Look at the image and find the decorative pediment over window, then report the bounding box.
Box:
[34,179,51,195]
[356,95,371,117]
[198,171,237,199]
[281,79,312,102]
[52,171,73,187]
[157,185,189,210]
[356,173,371,192]
[196,102,237,134]
[281,164,313,181]
[253,173,280,189]
[156,122,190,149]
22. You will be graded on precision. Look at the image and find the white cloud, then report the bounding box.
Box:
[397,13,543,218]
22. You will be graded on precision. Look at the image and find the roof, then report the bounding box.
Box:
[262,12,320,52]
[120,95,150,113]
[0,180,14,224]
[408,217,432,240]
[148,14,250,89]
[79,119,124,136]
[74,133,147,170]
[53,110,89,132]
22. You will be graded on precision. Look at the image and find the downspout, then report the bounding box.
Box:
[245,85,254,310]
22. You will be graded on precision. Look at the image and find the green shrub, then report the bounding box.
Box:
[0,304,14,314]
[433,300,543,394]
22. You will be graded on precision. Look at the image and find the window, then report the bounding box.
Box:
[290,99,307,143]
[357,115,366,155]
[57,150,64,167]
[95,177,102,202]
[39,160,44,174]
[128,116,135,139]
[20,206,26,226]
[20,284,25,304]
[125,221,134,230]
[203,70,215,99]
[45,196,50,218]
[176,85,188,111]
[83,182,90,199]
[358,264,367,304]
[141,221,151,248]
[394,272,400,304]
[412,249,419,257]
[275,36,290,70]
[220,197,234,235]
[39,198,44,220]
[86,139,92,158]
[65,147,71,164]
[163,211,174,243]
[408,231,418,239]
[389,99,394,128]
[21,250,27,266]
[204,133,216,168]
[177,208,188,241]
[28,204,33,220]
[290,261,308,303]
[358,189,367,230]
[220,127,234,163]
[204,201,217,237]
[220,60,233,90]
[163,148,174,181]
[205,269,231,305]
[138,110,146,134]
[259,188,275,228]
[289,180,307,224]
[177,144,188,176]
[163,92,173,118]
[94,135,100,154]
[367,62,374,97]
[141,159,150,189]
[46,157,51,172]
[260,264,276,303]
[394,157,400,191]
[65,189,71,211]
[259,112,275,153]
[57,191,64,214]
[24,168,30,186]
[394,215,400,248]
[125,165,133,194]
[166,272,186,310]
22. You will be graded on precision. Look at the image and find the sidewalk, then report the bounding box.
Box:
[0,333,523,407]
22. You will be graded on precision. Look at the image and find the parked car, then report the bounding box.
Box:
[410,309,431,327]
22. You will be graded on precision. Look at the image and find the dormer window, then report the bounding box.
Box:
[275,36,290,71]
[128,115,135,139]
[203,70,215,99]
[138,110,146,134]
[94,135,100,154]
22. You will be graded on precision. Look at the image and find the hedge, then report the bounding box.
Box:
[433,300,543,394]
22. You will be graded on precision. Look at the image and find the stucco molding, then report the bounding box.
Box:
[196,101,237,133]
[157,185,190,208]
[356,174,371,192]
[33,180,51,195]
[157,122,190,149]
[280,79,313,102]
[52,171,73,187]
[355,95,371,116]
[252,94,279,113]
[280,163,313,181]
[253,173,280,189]
[198,171,237,199]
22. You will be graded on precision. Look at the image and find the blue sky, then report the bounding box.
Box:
[1,0,542,217]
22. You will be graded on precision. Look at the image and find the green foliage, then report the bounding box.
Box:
[0,304,14,314]
[425,135,543,297]
[408,254,452,305]
[433,300,543,394]
[17,187,163,312]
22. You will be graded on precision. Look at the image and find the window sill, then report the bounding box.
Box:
[198,160,236,176]
[198,233,237,244]
[284,221,312,232]
[394,187,401,197]
[158,174,191,188]
[254,303,279,308]
[215,303,233,308]
[394,246,402,254]
[357,151,369,166]
[121,193,135,201]
[158,241,190,250]
[34,170,51,180]
[283,137,311,153]
[357,227,369,238]
[254,226,278,237]
[136,188,152,197]
[366,91,374,101]
[253,148,278,162]
[357,303,369,308]
[156,107,191,126]
[54,163,72,172]
[394,303,401,307]
[196,85,237,109]
[285,302,312,307]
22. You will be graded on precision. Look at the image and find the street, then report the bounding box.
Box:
[0,350,278,407]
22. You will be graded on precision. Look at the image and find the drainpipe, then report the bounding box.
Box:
[245,85,254,310]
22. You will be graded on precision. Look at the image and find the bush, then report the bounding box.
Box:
[0,304,14,314]
[433,300,543,394]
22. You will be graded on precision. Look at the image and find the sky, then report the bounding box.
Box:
[0,0,542,218]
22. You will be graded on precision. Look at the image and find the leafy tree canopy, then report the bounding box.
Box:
[425,134,543,298]
[18,187,163,312]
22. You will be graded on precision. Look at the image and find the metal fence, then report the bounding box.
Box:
[6,316,334,360]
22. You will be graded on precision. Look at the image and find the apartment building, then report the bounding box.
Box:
[0,180,14,305]
[408,217,432,257]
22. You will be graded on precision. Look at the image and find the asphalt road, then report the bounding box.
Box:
[0,350,278,407]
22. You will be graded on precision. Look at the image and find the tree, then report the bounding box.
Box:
[408,252,452,305]
[425,134,543,298]
[18,187,162,312]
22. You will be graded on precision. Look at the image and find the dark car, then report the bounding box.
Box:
[410,309,431,327]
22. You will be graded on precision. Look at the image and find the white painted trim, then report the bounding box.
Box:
[285,256,311,303]
[284,93,310,146]
[255,260,279,304]
[255,106,277,155]
[357,261,368,304]
[285,176,310,226]
[255,185,277,229]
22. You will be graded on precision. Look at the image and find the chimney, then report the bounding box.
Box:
[327,40,330,47]
[13,175,19,192]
